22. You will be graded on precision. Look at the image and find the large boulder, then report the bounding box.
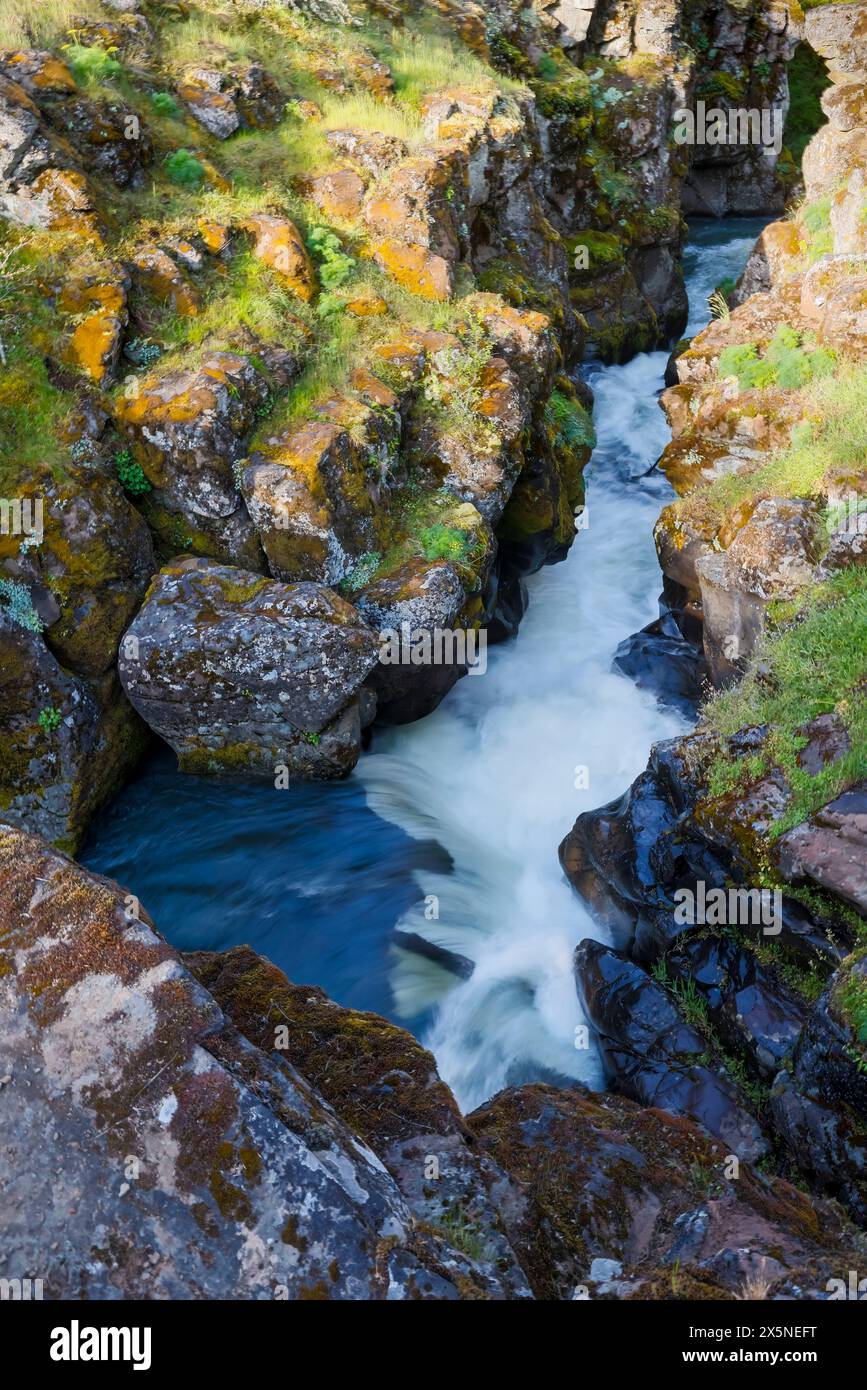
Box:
[0,828,509,1299]
[186,945,531,1297]
[118,559,380,779]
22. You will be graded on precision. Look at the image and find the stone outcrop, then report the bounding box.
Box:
[118,558,380,779]
[0,827,523,1300]
[3,828,864,1300]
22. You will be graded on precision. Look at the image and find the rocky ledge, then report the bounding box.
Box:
[3,824,865,1300]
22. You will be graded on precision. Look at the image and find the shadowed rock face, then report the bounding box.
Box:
[0,827,526,1301]
[185,945,532,1298]
[118,558,380,779]
[574,939,769,1162]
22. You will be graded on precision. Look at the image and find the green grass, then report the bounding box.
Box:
[703,566,867,836]
[717,325,835,392]
[678,362,867,526]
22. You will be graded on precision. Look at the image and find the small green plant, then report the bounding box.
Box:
[545,390,596,450]
[417,524,469,563]
[301,731,321,746]
[150,91,182,118]
[718,325,835,391]
[64,43,122,86]
[338,551,381,595]
[0,577,43,633]
[536,53,560,82]
[436,1206,487,1261]
[38,706,62,734]
[114,449,151,496]
[164,149,205,188]
[306,225,356,291]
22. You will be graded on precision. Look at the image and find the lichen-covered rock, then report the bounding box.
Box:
[185,944,532,1298]
[468,1082,864,1300]
[0,614,146,853]
[118,558,380,779]
[129,245,200,316]
[242,381,404,586]
[114,351,270,528]
[242,214,317,300]
[0,828,512,1299]
[1,463,155,677]
[695,499,823,686]
[0,73,98,234]
[177,63,283,138]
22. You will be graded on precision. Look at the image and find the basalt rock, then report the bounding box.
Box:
[468,1082,862,1300]
[114,352,272,566]
[0,828,516,1300]
[612,608,707,718]
[574,938,768,1161]
[775,785,867,915]
[665,934,807,1080]
[0,614,147,854]
[185,944,532,1298]
[118,558,380,779]
[1,464,155,679]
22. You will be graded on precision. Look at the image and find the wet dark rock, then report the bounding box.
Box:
[770,1073,867,1225]
[390,930,475,981]
[559,770,678,946]
[574,939,768,1161]
[485,569,528,645]
[613,609,707,717]
[666,935,807,1079]
[793,953,867,1121]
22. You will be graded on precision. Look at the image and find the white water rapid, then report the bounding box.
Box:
[358,221,764,1112]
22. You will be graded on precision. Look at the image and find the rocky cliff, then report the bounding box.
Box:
[561,0,867,1233]
[1,0,860,1302]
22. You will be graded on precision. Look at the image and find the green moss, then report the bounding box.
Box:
[544,390,596,451]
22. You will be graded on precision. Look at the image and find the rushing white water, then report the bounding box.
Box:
[358,222,763,1112]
